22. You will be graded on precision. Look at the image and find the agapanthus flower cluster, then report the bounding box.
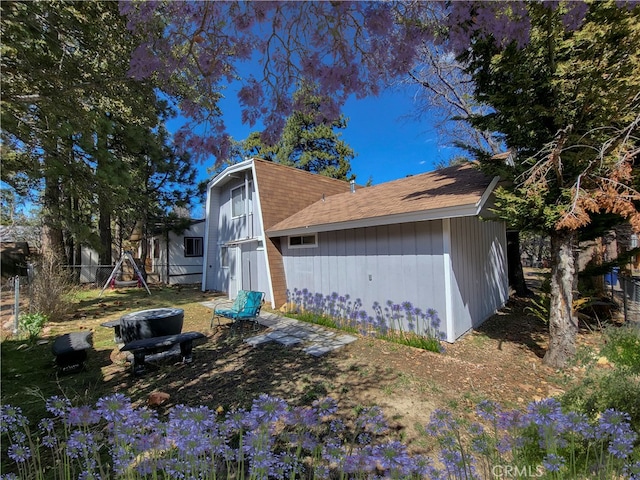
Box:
[3,393,429,479]
[426,397,639,479]
[286,288,445,352]
[2,393,639,479]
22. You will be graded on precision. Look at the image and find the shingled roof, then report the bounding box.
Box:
[251,159,354,308]
[252,159,354,229]
[267,163,498,236]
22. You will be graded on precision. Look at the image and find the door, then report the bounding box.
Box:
[228,246,240,299]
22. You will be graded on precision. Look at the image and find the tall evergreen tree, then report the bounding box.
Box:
[1,1,198,265]
[237,83,355,180]
[463,1,640,367]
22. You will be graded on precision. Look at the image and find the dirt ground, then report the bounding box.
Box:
[0,272,603,452]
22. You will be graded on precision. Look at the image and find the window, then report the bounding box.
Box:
[231,185,245,218]
[288,234,317,248]
[231,183,253,217]
[221,246,229,268]
[184,237,203,257]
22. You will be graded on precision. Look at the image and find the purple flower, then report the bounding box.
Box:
[596,409,634,438]
[173,431,209,457]
[169,404,215,429]
[608,430,637,459]
[285,406,319,429]
[250,394,288,425]
[322,438,346,465]
[7,443,31,463]
[67,405,101,426]
[542,453,565,472]
[312,397,338,417]
[95,393,131,422]
[355,406,387,434]
[66,430,98,459]
[224,408,248,432]
[476,400,500,422]
[372,440,413,475]
[526,398,565,427]
[497,409,524,431]
[46,396,71,418]
[564,411,593,439]
[313,464,330,478]
[623,461,640,480]
[1,404,28,434]
[0,473,20,480]
[342,449,376,474]
[427,409,456,435]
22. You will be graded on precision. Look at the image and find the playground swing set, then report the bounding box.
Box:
[99,251,151,297]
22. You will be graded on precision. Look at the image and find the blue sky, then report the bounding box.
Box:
[185,84,461,217]
[199,85,459,186]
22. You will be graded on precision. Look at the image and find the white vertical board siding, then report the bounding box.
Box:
[217,179,251,242]
[205,177,262,293]
[205,188,222,291]
[167,222,205,285]
[256,244,270,301]
[281,221,448,334]
[449,217,508,339]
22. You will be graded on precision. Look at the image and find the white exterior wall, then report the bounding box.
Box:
[280,216,508,342]
[80,247,100,283]
[151,221,206,285]
[281,221,448,336]
[448,216,509,340]
[203,169,270,300]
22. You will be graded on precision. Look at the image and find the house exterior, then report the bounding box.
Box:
[203,158,508,342]
[202,158,354,303]
[149,219,206,285]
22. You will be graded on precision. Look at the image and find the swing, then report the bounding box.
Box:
[99,251,151,297]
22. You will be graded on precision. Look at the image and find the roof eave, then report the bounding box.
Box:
[207,158,255,189]
[267,203,481,238]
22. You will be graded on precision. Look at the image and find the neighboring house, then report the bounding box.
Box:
[0,225,39,279]
[203,158,508,342]
[149,219,206,285]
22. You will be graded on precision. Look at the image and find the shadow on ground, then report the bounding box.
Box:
[100,325,395,418]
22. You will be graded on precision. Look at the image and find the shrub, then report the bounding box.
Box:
[560,325,640,434]
[18,312,48,345]
[600,325,640,373]
[29,253,75,321]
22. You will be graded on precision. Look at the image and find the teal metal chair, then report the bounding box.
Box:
[211,290,265,333]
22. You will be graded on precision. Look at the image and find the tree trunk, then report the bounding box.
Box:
[96,125,113,266]
[98,207,112,265]
[507,230,531,296]
[543,230,578,368]
[41,173,65,263]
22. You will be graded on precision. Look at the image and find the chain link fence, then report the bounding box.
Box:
[61,264,116,287]
[60,264,202,287]
[608,273,640,326]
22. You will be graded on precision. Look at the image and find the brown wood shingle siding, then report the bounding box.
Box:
[253,160,353,307]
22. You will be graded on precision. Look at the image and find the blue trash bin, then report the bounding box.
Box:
[605,267,619,286]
